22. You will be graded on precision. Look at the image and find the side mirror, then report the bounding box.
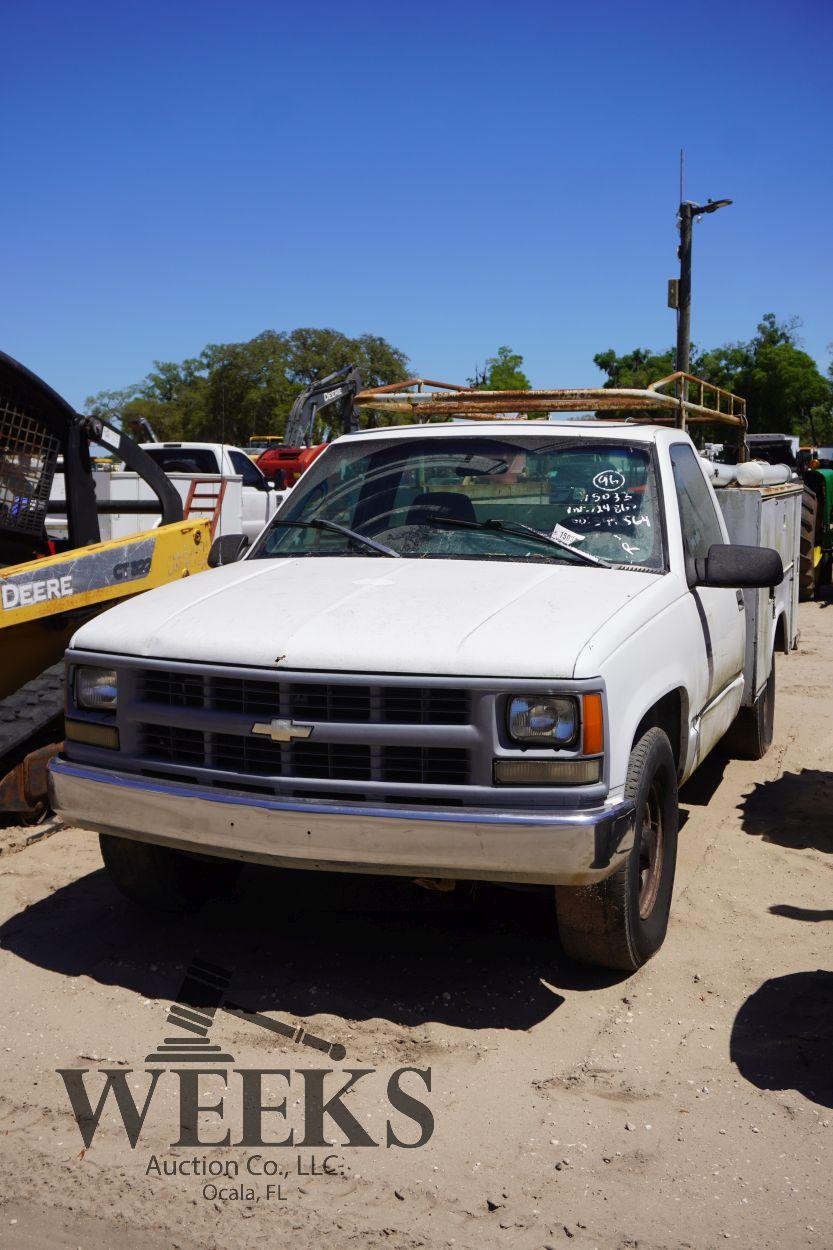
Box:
[694,543,783,589]
[208,533,249,568]
[268,469,286,490]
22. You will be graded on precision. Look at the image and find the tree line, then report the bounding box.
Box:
[87,315,832,446]
[87,328,410,446]
[594,314,832,443]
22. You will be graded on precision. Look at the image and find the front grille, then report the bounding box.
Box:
[139,671,469,725]
[142,724,205,766]
[214,735,373,781]
[215,679,371,722]
[379,689,468,725]
[142,671,204,707]
[134,668,475,795]
[139,724,470,787]
[381,747,469,785]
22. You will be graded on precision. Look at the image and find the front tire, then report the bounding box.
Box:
[554,727,679,972]
[99,834,242,913]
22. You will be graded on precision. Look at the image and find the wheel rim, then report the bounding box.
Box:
[637,781,664,919]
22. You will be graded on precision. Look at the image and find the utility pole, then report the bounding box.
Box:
[675,203,694,374]
[672,197,732,374]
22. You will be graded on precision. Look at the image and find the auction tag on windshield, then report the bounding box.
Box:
[551,523,585,546]
[592,469,626,491]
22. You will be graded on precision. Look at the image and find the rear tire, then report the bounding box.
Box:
[799,487,817,601]
[554,727,679,972]
[726,657,775,761]
[99,834,242,913]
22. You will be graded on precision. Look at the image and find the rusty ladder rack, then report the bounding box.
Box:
[355,372,747,438]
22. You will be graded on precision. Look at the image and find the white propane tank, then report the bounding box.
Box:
[701,460,738,486]
[735,461,793,487]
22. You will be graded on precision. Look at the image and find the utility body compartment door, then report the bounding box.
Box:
[716,482,801,704]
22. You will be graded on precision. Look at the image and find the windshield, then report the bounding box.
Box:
[249,435,665,569]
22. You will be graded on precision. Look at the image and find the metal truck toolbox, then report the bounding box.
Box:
[717,482,801,703]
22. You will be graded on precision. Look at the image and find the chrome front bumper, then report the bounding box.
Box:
[49,759,635,886]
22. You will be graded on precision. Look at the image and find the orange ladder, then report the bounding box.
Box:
[183,477,227,539]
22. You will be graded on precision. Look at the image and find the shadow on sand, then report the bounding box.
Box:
[739,769,833,855]
[0,859,626,1035]
[731,970,833,1109]
[769,904,833,922]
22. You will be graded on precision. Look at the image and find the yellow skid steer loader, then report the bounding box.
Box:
[0,352,210,818]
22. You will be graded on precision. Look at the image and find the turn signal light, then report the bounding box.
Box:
[582,693,604,755]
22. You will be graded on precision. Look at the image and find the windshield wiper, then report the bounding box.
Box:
[270,519,400,557]
[427,515,611,567]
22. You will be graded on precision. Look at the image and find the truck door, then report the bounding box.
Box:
[670,444,746,761]
[227,450,271,542]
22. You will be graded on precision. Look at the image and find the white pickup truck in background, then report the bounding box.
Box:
[50,379,799,973]
[50,441,289,545]
[135,443,289,544]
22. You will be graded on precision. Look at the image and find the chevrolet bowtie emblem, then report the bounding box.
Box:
[251,719,314,742]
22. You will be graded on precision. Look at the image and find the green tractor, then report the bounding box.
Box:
[799,460,833,600]
[742,434,832,601]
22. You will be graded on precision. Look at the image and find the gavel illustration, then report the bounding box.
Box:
[145,956,346,1065]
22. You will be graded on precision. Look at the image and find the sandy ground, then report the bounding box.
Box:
[0,603,831,1250]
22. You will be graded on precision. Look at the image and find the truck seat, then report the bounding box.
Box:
[406,491,478,528]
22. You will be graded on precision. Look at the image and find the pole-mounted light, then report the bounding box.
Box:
[671,197,732,374]
[690,198,733,216]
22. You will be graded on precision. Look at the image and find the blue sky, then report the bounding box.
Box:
[2,0,831,407]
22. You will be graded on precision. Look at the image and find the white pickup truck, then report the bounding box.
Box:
[50,442,288,546]
[136,443,287,544]
[50,402,794,971]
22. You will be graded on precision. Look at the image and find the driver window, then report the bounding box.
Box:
[229,450,267,489]
[670,443,725,560]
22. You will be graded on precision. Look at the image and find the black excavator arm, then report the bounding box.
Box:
[282,365,363,448]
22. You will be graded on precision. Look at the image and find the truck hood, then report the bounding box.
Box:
[71,556,660,679]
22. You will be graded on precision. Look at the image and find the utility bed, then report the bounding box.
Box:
[716,482,802,704]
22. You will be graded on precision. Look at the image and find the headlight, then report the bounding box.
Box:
[507,695,578,746]
[75,666,118,711]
